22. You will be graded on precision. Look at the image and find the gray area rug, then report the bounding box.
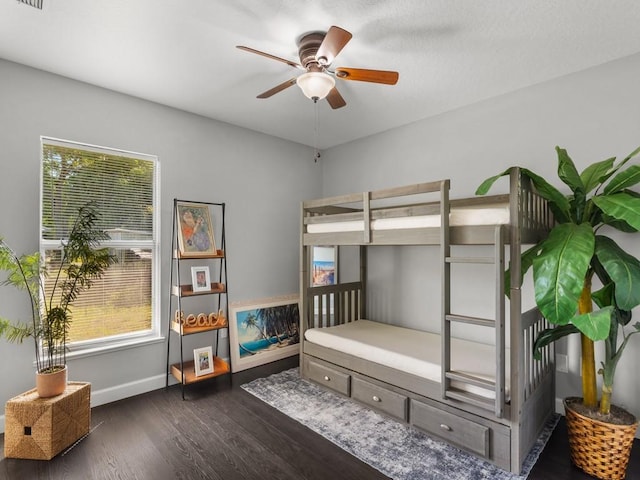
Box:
[241,367,559,480]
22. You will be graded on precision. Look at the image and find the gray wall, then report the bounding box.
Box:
[0,59,319,429]
[322,52,640,429]
[2,50,640,435]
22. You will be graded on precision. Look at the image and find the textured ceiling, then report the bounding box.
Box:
[2,1,640,149]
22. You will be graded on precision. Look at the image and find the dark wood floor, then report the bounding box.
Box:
[1,357,639,479]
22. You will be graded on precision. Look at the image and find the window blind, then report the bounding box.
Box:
[41,138,157,344]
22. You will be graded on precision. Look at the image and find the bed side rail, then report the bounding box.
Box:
[305,282,362,330]
[303,180,448,210]
[520,307,553,401]
[302,180,450,245]
[305,203,443,226]
[306,194,511,225]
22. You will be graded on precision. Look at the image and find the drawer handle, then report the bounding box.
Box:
[323,375,330,381]
[440,424,452,432]
[372,395,381,402]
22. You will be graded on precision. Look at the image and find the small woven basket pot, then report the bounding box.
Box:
[564,397,638,480]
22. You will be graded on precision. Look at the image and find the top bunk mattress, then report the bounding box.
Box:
[304,319,509,400]
[306,204,510,234]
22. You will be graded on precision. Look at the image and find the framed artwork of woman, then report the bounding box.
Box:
[176,201,217,257]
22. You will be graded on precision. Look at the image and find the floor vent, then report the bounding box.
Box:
[17,0,43,9]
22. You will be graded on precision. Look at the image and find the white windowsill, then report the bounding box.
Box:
[32,335,165,366]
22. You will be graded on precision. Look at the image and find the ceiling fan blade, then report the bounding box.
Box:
[236,46,304,70]
[256,78,298,99]
[316,26,352,66]
[326,87,346,109]
[335,68,399,85]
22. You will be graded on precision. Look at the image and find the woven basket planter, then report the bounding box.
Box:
[564,397,638,480]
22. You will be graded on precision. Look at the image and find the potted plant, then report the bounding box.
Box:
[477,145,640,480]
[0,202,115,397]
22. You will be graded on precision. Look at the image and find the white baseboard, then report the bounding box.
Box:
[89,374,168,409]
[555,397,564,415]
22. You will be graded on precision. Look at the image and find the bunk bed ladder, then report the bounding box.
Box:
[442,225,506,418]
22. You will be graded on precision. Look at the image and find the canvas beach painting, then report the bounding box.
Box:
[312,246,337,286]
[229,295,300,372]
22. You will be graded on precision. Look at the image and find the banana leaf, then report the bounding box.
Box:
[571,307,613,340]
[604,164,640,195]
[532,223,594,324]
[593,193,640,231]
[581,157,616,194]
[594,236,640,310]
[533,324,579,360]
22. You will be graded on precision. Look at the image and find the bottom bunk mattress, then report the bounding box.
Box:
[304,319,510,400]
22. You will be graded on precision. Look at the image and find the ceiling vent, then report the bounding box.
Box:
[17,0,43,9]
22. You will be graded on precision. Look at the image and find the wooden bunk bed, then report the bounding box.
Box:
[299,169,556,474]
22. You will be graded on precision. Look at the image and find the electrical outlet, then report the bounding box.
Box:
[556,353,568,373]
[219,328,228,338]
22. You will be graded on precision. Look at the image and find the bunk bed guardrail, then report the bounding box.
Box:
[306,281,362,330]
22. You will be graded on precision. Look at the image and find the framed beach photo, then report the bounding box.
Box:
[191,266,211,293]
[176,201,217,257]
[312,246,337,286]
[193,346,214,376]
[229,295,300,372]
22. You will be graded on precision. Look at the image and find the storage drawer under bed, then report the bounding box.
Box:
[305,358,351,396]
[410,399,489,458]
[351,377,408,421]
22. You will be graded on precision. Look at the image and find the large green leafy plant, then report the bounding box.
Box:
[477,146,640,416]
[0,203,115,373]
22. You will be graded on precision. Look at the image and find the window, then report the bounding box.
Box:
[40,137,160,353]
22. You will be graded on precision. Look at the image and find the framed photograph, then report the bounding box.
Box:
[229,295,300,372]
[312,246,337,286]
[193,346,214,376]
[176,201,217,257]
[191,266,211,292]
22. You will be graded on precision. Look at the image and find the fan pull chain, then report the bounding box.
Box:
[313,99,321,162]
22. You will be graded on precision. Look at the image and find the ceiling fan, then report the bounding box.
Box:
[237,25,399,109]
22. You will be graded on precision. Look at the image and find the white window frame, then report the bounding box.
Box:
[39,136,162,359]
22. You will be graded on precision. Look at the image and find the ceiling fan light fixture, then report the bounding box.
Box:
[296,72,335,101]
